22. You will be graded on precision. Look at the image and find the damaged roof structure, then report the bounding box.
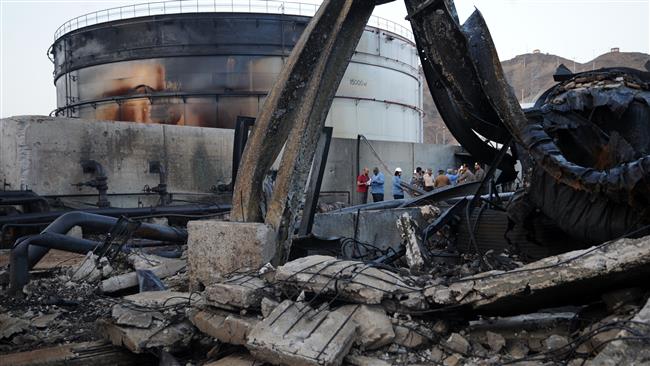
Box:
[2,0,650,365]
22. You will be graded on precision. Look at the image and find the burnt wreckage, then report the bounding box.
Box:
[2,0,650,365]
[406,0,650,247]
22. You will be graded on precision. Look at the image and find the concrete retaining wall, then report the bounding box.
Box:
[0,116,460,207]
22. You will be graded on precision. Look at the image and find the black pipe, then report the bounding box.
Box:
[27,211,187,268]
[0,204,231,226]
[8,211,190,293]
[10,232,102,293]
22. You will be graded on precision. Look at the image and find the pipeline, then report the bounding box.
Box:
[9,211,188,293]
[0,204,231,227]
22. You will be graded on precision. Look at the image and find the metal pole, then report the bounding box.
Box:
[298,127,333,236]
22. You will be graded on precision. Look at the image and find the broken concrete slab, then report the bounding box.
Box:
[99,318,194,354]
[261,297,279,318]
[187,220,275,287]
[275,256,426,311]
[122,290,201,308]
[189,308,258,346]
[247,300,358,366]
[590,297,650,365]
[443,333,470,355]
[30,312,60,329]
[338,304,394,350]
[99,260,186,293]
[204,274,267,310]
[70,252,102,283]
[111,305,158,329]
[425,236,650,313]
[0,314,29,339]
[393,325,429,349]
[485,331,506,353]
[397,212,425,272]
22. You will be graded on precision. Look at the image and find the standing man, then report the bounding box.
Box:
[410,167,424,190]
[446,168,458,185]
[392,167,404,200]
[423,168,435,192]
[434,169,451,188]
[356,167,370,204]
[458,164,475,184]
[474,163,486,182]
[370,167,385,202]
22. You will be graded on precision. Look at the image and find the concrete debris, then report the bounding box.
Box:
[590,297,650,365]
[0,315,29,339]
[485,331,506,353]
[29,312,60,329]
[393,325,429,349]
[260,297,279,318]
[275,255,426,310]
[99,318,195,354]
[99,259,186,293]
[443,333,470,355]
[189,308,258,346]
[396,213,426,272]
[425,236,650,313]
[247,300,358,366]
[70,252,103,283]
[338,304,394,350]
[99,291,198,354]
[204,274,267,310]
[187,220,275,288]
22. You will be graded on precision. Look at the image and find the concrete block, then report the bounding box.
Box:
[338,305,394,350]
[247,300,358,366]
[99,319,194,354]
[187,220,276,287]
[189,309,258,346]
[393,325,429,349]
[275,256,426,311]
[204,275,267,310]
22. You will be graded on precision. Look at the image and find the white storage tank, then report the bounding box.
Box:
[51,0,423,143]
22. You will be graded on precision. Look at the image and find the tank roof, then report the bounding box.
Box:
[54,0,414,42]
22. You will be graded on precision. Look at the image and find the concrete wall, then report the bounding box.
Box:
[0,116,459,207]
[323,138,461,205]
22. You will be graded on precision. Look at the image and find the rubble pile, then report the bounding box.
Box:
[3,223,650,365]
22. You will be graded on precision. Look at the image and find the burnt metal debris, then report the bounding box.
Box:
[3,0,650,365]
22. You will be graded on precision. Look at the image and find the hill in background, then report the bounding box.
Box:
[423,51,650,144]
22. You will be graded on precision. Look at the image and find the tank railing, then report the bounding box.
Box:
[53,0,413,42]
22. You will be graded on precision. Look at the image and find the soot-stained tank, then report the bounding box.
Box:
[51,0,423,142]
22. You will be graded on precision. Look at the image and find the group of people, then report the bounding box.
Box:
[356,163,486,203]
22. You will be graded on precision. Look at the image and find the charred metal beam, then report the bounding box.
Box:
[464,11,650,206]
[298,127,333,236]
[232,0,374,224]
[405,0,516,181]
[405,0,510,144]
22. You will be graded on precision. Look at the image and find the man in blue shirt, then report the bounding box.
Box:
[369,167,385,202]
[392,167,404,200]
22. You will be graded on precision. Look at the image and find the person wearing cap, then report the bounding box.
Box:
[369,167,385,202]
[423,168,435,192]
[392,167,405,200]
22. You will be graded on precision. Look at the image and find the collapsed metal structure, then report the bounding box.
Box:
[234,0,650,264]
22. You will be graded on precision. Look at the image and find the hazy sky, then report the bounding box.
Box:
[1,0,648,118]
